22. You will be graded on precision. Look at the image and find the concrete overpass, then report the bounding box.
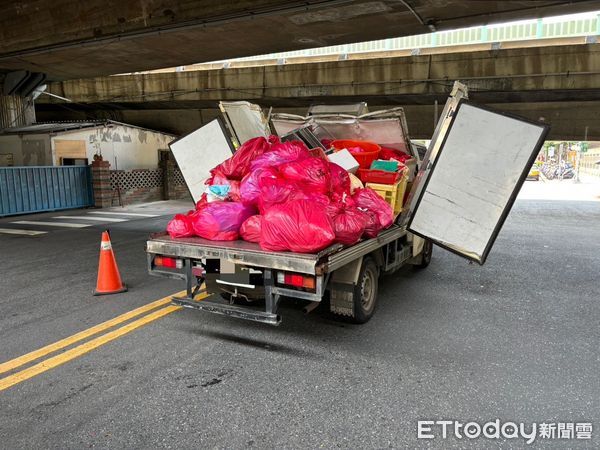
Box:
[36,40,600,140]
[3,1,600,129]
[3,1,600,80]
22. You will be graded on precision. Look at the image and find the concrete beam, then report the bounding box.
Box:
[39,42,600,106]
[36,42,600,140]
[35,101,600,141]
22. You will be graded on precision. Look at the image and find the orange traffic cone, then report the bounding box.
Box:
[94,231,127,295]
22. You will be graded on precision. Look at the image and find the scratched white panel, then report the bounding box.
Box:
[220,101,270,144]
[169,119,233,203]
[409,103,546,263]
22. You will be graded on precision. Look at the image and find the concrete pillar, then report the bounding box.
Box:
[0,94,35,129]
[91,160,112,208]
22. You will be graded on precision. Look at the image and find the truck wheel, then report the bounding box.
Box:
[351,257,379,324]
[414,239,433,269]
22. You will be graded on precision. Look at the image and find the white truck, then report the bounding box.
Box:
[146,82,548,325]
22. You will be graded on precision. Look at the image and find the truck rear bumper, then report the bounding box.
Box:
[172,293,281,326]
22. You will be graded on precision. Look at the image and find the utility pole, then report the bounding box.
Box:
[575,125,588,183]
[558,143,563,180]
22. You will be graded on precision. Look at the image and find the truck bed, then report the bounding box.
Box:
[146,225,407,275]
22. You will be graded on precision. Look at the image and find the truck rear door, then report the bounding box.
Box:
[403,83,550,264]
[219,101,270,146]
[168,118,234,203]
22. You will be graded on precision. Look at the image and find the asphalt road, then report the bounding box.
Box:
[0,195,598,449]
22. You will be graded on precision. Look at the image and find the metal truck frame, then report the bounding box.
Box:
[146,82,549,326]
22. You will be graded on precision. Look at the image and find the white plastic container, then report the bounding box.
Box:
[327,149,360,173]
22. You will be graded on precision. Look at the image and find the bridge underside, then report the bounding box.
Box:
[35,100,599,141]
[2,0,600,81]
[35,41,600,140]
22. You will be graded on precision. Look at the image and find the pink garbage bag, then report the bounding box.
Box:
[379,147,411,163]
[289,190,331,206]
[207,170,242,202]
[240,167,279,206]
[250,140,310,171]
[257,175,296,214]
[166,212,195,238]
[361,209,382,239]
[240,215,262,243]
[353,188,393,232]
[211,136,271,180]
[260,200,335,253]
[330,207,369,245]
[192,202,255,241]
[279,157,331,195]
[328,162,351,198]
[195,193,208,210]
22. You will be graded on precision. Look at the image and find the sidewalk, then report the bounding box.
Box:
[518,177,600,202]
[101,199,194,215]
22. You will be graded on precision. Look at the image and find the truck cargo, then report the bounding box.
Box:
[146,82,549,325]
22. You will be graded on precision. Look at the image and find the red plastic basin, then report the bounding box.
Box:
[331,140,381,169]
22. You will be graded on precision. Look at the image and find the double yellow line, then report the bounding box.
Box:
[0,290,206,391]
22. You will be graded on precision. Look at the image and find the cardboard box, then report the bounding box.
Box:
[327,149,360,173]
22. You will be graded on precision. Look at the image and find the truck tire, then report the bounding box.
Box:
[351,256,379,324]
[414,239,433,269]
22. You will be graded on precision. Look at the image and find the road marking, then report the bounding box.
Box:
[0,291,185,375]
[12,220,91,228]
[0,228,47,236]
[53,215,128,222]
[88,211,159,217]
[0,291,207,391]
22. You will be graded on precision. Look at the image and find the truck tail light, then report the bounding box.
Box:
[276,271,315,289]
[154,255,183,269]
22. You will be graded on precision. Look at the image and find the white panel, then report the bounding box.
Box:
[271,117,306,137]
[316,117,408,151]
[169,119,233,203]
[271,110,410,153]
[308,103,368,116]
[409,103,546,263]
[220,101,269,144]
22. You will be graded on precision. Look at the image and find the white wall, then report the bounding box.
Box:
[50,124,174,170]
[0,134,52,166]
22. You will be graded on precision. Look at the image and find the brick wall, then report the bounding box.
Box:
[160,153,192,202]
[110,169,164,206]
[91,160,112,208]
[170,168,192,201]
[91,154,192,207]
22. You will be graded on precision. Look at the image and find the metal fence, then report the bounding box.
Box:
[580,152,600,172]
[0,166,93,216]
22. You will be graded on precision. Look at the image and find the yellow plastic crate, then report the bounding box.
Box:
[366,174,408,218]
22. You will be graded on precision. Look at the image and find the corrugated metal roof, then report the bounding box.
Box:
[0,120,176,137]
[0,121,107,135]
